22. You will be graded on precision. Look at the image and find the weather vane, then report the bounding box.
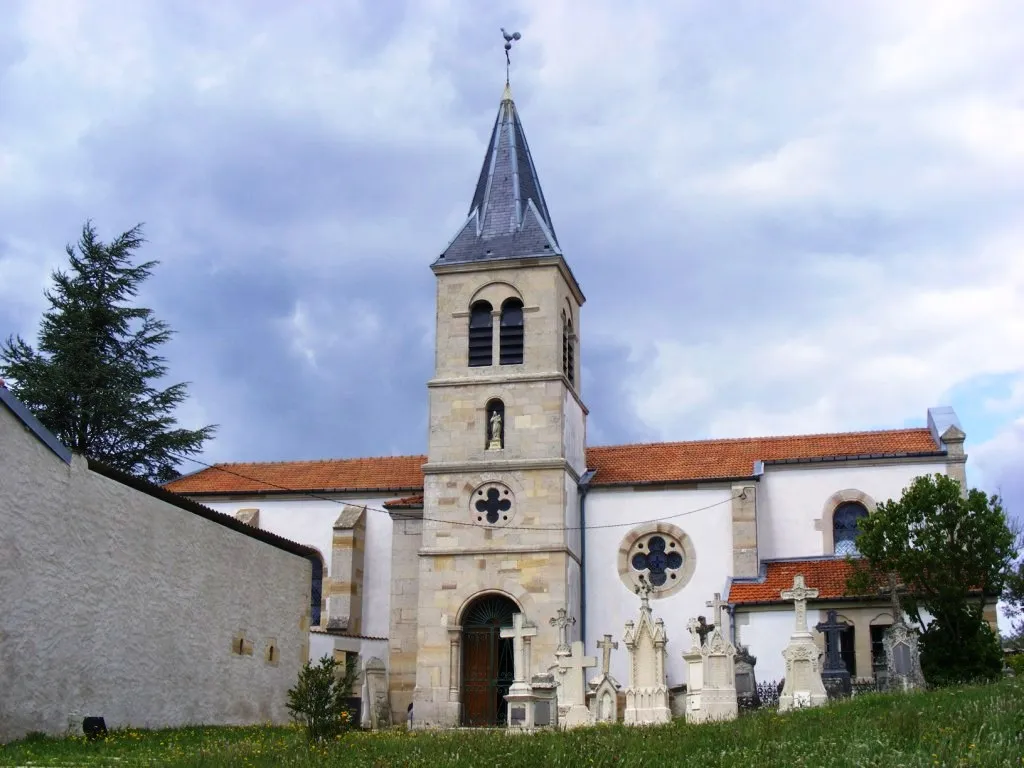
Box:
[501,27,521,86]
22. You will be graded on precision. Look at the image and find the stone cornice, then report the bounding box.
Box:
[432,254,586,306]
[422,457,581,481]
[419,545,581,566]
[427,371,588,415]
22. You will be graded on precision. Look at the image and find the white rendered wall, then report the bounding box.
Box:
[584,486,734,688]
[737,609,795,684]
[757,461,948,560]
[200,495,396,641]
[0,408,310,743]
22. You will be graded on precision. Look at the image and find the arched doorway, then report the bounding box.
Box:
[461,593,518,726]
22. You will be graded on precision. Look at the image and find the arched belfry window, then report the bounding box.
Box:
[469,301,493,367]
[833,502,869,556]
[562,310,575,386]
[499,298,524,365]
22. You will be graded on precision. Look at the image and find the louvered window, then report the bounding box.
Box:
[562,313,575,386]
[469,301,493,367]
[500,298,524,365]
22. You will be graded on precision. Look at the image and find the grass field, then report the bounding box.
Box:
[2,678,1021,767]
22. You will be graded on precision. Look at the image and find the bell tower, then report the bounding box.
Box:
[411,76,588,727]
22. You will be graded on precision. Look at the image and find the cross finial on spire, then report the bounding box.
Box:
[500,27,522,86]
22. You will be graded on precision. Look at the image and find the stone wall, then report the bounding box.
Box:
[0,405,310,743]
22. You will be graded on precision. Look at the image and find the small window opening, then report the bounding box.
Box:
[469,301,493,367]
[500,298,524,365]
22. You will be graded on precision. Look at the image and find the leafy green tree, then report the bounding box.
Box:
[1,221,214,482]
[287,655,360,741]
[848,473,1014,685]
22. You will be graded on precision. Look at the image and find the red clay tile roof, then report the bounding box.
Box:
[729,558,874,605]
[165,428,940,495]
[586,428,939,486]
[166,455,426,495]
[384,494,425,509]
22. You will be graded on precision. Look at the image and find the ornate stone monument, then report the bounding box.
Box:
[699,594,738,722]
[778,574,828,712]
[880,574,925,692]
[556,640,597,729]
[622,581,671,725]
[589,634,621,723]
[815,609,852,698]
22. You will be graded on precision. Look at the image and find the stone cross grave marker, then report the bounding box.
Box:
[780,573,818,634]
[815,609,852,698]
[880,572,907,625]
[558,640,598,728]
[686,617,701,650]
[706,592,728,633]
[596,633,618,677]
[550,608,576,657]
[501,613,538,691]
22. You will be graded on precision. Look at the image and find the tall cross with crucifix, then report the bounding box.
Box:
[880,572,907,626]
[780,573,819,634]
[500,613,538,687]
[596,634,618,677]
[550,608,576,657]
[695,616,715,646]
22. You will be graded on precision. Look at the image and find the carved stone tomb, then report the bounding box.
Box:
[622,584,671,725]
[778,574,828,712]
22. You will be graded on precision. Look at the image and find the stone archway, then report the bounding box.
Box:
[460,593,519,727]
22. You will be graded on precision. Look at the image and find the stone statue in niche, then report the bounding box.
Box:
[488,406,503,450]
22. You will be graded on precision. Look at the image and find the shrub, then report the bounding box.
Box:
[920,615,1003,686]
[1005,653,1024,676]
[286,655,360,742]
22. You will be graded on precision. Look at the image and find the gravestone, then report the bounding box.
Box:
[501,613,539,732]
[622,580,672,725]
[698,593,738,722]
[363,657,391,729]
[814,610,852,698]
[879,573,925,692]
[778,574,828,712]
[681,617,706,723]
[550,608,576,658]
[734,646,759,711]
[588,633,621,723]
[556,640,597,729]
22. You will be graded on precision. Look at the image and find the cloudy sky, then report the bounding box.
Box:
[2,0,1022,519]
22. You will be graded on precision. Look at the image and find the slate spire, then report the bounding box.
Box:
[437,85,560,264]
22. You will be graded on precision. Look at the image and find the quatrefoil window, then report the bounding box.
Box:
[472,483,514,525]
[631,535,684,587]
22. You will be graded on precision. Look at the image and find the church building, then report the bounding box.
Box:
[166,81,985,727]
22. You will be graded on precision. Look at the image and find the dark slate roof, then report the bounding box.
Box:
[436,84,561,264]
[0,384,72,464]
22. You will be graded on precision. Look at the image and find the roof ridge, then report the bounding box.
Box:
[205,453,428,469]
[588,426,932,451]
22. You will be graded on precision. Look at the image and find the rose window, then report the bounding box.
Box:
[472,483,513,525]
[631,535,684,587]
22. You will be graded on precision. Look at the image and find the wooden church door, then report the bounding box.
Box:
[461,594,517,726]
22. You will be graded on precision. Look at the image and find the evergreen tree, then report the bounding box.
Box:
[1,221,215,482]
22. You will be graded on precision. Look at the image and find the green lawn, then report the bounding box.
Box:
[2,678,1022,767]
